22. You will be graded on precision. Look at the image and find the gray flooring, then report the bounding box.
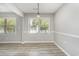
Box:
[0,43,66,56]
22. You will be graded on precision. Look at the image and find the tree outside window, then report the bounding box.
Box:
[7,18,16,33]
[0,17,16,33]
[30,17,49,33]
[0,18,4,33]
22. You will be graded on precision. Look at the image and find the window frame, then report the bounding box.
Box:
[0,17,16,34]
[28,16,50,34]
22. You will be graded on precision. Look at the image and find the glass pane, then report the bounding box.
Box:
[39,19,49,32]
[30,17,49,33]
[7,18,16,33]
[30,18,38,33]
[0,17,4,33]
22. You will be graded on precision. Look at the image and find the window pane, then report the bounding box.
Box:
[39,19,49,32]
[29,17,49,33]
[0,17,4,33]
[30,18,38,33]
[7,18,16,33]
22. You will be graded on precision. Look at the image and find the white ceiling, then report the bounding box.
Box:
[14,3,63,13]
[0,3,63,15]
[0,3,12,12]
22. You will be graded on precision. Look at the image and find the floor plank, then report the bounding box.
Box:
[0,43,66,56]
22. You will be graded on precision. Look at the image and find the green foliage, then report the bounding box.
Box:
[31,17,48,31]
[31,19,38,28]
[7,18,16,26]
[0,18,4,30]
[0,17,16,32]
[40,20,48,31]
[7,18,16,32]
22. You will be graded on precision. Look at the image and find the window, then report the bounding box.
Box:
[0,17,16,33]
[29,17,50,33]
[0,18,4,33]
[6,18,16,33]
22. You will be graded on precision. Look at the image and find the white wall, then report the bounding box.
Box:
[54,3,79,56]
[22,13,54,42]
[0,13,22,43]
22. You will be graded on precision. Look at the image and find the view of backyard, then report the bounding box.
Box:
[0,17,16,33]
[30,17,49,33]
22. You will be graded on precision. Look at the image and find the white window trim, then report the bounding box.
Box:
[28,16,51,34]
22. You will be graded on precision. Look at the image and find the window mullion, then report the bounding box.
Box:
[4,18,7,33]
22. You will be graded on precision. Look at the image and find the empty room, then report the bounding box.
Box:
[0,3,79,56]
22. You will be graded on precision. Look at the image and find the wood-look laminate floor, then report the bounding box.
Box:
[0,43,66,56]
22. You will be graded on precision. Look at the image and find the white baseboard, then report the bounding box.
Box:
[21,41,54,43]
[54,41,70,56]
[0,41,21,43]
[0,41,54,43]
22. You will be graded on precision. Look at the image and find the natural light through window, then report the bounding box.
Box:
[0,17,16,33]
[0,17,4,33]
[29,17,50,33]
